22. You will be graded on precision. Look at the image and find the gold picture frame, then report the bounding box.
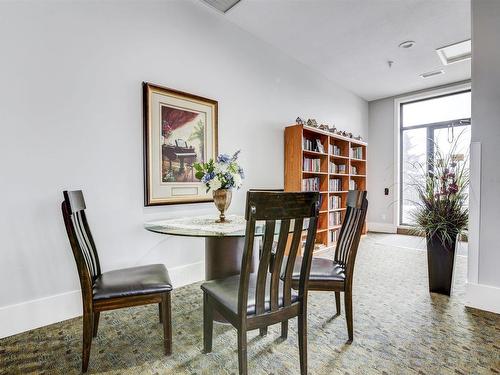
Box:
[143,82,218,206]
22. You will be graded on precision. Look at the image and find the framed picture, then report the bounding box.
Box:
[143,82,218,206]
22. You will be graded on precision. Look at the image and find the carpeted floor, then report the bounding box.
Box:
[1,234,499,374]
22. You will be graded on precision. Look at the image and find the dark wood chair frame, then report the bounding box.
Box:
[61,190,172,373]
[202,191,320,375]
[292,190,368,343]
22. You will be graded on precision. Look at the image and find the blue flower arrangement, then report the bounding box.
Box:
[194,150,244,192]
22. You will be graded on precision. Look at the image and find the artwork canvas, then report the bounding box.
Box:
[143,82,218,206]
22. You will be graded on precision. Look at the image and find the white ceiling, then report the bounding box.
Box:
[225,0,471,101]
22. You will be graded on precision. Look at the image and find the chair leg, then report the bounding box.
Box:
[203,293,213,353]
[344,289,353,344]
[159,302,163,324]
[298,310,308,375]
[281,320,288,339]
[237,329,248,375]
[161,293,172,355]
[334,292,341,316]
[82,311,93,373]
[92,312,100,338]
[259,327,268,337]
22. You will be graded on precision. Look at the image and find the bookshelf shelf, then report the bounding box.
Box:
[303,171,328,175]
[284,123,367,249]
[303,150,328,157]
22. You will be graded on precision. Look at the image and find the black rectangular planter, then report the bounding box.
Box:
[426,234,457,296]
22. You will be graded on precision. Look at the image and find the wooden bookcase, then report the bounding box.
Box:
[284,124,367,251]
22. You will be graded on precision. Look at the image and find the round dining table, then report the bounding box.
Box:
[144,214,265,283]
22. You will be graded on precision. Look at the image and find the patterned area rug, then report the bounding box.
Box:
[1,234,499,374]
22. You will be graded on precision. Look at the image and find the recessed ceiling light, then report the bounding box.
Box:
[419,70,445,79]
[399,40,416,49]
[436,39,471,65]
[201,0,242,13]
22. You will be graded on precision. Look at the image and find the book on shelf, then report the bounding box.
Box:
[330,229,339,243]
[329,162,347,174]
[351,165,358,175]
[329,211,342,226]
[303,157,321,172]
[351,146,363,159]
[329,195,341,209]
[330,144,342,156]
[329,178,342,191]
[349,179,358,190]
[302,177,320,191]
[303,137,324,153]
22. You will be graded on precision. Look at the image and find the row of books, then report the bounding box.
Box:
[303,137,323,153]
[329,211,342,226]
[349,180,358,190]
[329,144,343,156]
[329,178,343,192]
[329,162,347,174]
[302,177,320,192]
[303,157,321,172]
[351,146,363,159]
[330,229,339,243]
[329,195,341,210]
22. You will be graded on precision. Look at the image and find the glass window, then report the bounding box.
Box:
[402,91,471,128]
[401,128,427,225]
[399,90,471,226]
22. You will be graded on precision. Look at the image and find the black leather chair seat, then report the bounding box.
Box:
[291,256,346,282]
[93,264,172,301]
[201,274,298,315]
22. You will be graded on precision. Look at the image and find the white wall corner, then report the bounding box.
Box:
[465,282,500,314]
[368,222,397,233]
[0,261,205,339]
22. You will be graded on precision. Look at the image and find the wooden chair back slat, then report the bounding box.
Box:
[239,191,319,320]
[255,220,276,315]
[62,191,102,286]
[334,190,368,277]
[269,219,290,311]
[282,218,304,307]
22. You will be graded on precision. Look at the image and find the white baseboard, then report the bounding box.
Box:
[0,261,205,339]
[0,290,83,339]
[465,282,500,314]
[169,261,204,288]
[367,222,397,233]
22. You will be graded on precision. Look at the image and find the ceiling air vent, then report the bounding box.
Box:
[436,39,471,65]
[420,70,445,79]
[201,0,242,13]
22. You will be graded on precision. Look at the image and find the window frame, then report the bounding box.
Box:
[398,89,471,226]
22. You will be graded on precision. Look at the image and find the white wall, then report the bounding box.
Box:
[466,0,500,313]
[367,97,396,232]
[0,0,367,337]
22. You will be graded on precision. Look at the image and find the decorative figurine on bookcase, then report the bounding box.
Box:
[307,119,318,128]
[347,132,353,138]
[296,117,304,125]
[355,135,363,141]
[328,125,337,134]
[319,123,329,131]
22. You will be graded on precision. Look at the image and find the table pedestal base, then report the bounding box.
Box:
[204,236,258,323]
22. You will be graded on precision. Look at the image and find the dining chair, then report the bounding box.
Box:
[201,191,320,375]
[61,190,173,373]
[288,190,368,343]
